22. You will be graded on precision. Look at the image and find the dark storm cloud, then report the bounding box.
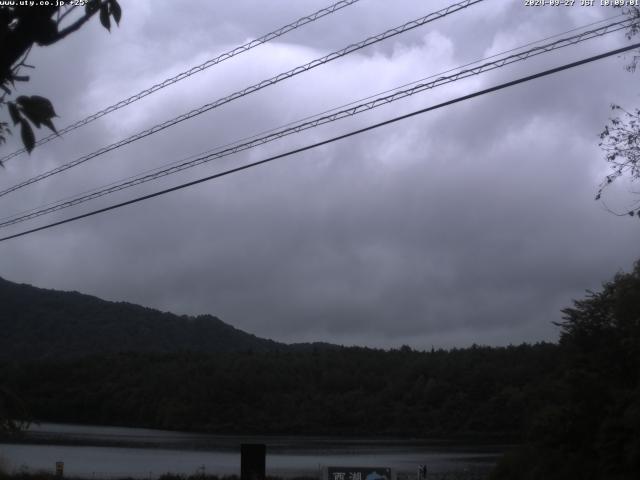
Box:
[1,0,638,348]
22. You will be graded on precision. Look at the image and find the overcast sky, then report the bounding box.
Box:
[0,0,638,348]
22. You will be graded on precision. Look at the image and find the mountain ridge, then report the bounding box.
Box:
[0,276,307,360]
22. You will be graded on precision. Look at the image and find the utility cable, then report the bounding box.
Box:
[1,41,638,244]
[0,0,362,164]
[0,0,485,199]
[0,17,632,229]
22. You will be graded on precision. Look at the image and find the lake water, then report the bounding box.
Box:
[0,423,504,478]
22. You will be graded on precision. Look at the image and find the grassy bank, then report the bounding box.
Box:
[0,470,490,480]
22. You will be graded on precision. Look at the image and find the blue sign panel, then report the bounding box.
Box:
[327,467,392,480]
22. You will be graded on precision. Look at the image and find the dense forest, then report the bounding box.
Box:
[1,261,639,480]
[491,261,640,480]
[0,343,559,438]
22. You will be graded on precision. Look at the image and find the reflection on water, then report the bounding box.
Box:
[0,423,504,478]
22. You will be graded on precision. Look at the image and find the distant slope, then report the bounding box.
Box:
[0,277,285,360]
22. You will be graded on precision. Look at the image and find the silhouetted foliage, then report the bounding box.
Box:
[491,261,640,480]
[0,0,121,156]
[0,385,30,433]
[622,6,640,73]
[597,7,640,217]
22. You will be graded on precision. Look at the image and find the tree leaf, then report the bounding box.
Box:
[7,102,21,125]
[109,0,122,25]
[33,17,59,46]
[41,118,58,135]
[16,95,57,129]
[20,119,35,154]
[100,3,111,31]
[30,96,57,118]
[85,0,100,15]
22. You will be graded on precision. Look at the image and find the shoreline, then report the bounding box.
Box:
[0,422,517,451]
[0,471,491,480]
[0,433,513,453]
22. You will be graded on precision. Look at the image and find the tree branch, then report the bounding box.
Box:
[56,5,78,26]
[42,1,108,45]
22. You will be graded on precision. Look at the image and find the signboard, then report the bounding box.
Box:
[327,467,393,480]
[241,443,265,480]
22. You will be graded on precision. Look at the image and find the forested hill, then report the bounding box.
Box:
[0,277,286,360]
[1,345,561,439]
[2,261,639,479]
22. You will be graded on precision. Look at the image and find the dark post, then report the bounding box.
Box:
[241,443,265,480]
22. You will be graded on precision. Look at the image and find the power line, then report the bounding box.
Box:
[1,41,638,244]
[0,0,362,165]
[0,0,485,199]
[1,18,633,226]
[4,11,621,216]
[237,11,627,142]
[0,17,632,228]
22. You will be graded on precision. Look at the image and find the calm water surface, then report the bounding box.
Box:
[0,423,504,478]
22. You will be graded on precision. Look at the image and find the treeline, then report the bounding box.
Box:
[0,343,560,439]
[490,261,640,480]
